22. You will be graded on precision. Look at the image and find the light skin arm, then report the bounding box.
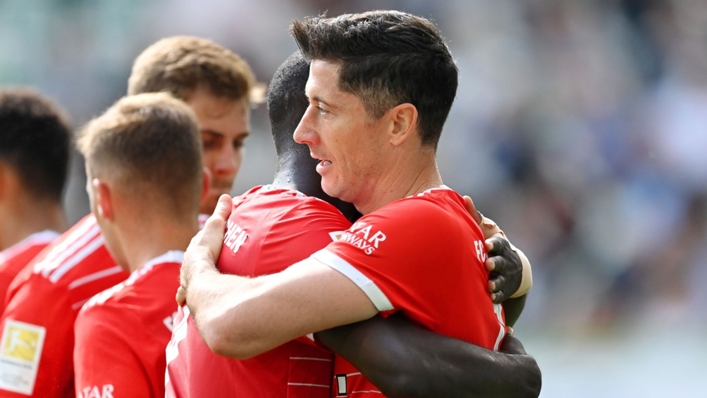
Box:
[178,195,377,359]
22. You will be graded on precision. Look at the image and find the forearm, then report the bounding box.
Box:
[318,315,541,398]
[503,294,527,327]
[185,258,378,359]
[186,266,269,359]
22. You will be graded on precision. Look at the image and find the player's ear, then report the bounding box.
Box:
[93,179,114,221]
[0,162,20,201]
[200,167,211,206]
[387,103,418,146]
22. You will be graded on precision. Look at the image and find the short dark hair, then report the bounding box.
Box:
[128,36,259,104]
[291,10,458,148]
[267,51,310,157]
[0,89,71,203]
[78,93,203,217]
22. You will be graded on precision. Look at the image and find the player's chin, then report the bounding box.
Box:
[322,181,348,202]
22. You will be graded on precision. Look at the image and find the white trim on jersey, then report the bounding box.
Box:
[311,249,393,312]
[410,184,451,198]
[34,220,101,277]
[48,236,105,283]
[143,251,184,270]
[287,383,329,389]
[68,265,124,290]
[198,214,209,229]
[289,357,332,362]
[492,303,506,351]
[83,251,184,309]
[0,230,59,260]
[125,250,184,285]
[71,298,90,311]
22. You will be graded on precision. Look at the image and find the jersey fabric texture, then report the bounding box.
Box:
[311,187,506,397]
[166,185,352,398]
[0,215,128,398]
[74,251,184,398]
[0,230,59,313]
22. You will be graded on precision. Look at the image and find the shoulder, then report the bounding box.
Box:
[30,215,111,286]
[237,188,350,235]
[361,189,465,230]
[288,195,349,221]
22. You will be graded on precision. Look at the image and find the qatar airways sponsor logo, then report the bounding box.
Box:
[339,221,387,255]
[223,220,248,254]
[79,385,114,398]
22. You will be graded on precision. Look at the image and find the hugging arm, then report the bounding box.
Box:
[316,202,540,397]
[317,314,541,398]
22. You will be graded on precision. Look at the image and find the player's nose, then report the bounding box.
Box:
[293,107,319,146]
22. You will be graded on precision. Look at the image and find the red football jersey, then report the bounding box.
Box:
[74,251,184,398]
[166,185,352,398]
[0,230,59,313]
[0,215,128,398]
[312,187,506,397]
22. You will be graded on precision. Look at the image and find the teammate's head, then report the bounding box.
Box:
[291,10,458,148]
[0,88,71,204]
[128,36,256,103]
[77,93,203,224]
[267,51,361,222]
[268,51,311,160]
[128,36,257,214]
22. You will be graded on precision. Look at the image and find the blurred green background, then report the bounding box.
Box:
[2,0,705,396]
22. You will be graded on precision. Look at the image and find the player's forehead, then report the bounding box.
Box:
[305,60,343,101]
[186,88,250,139]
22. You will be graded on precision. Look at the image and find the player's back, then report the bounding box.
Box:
[75,251,183,398]
[0,215,128,397]
[167,185,352,398]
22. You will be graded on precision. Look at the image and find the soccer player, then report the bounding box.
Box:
[0,89,70,313]
[127,36,257,214]
[0,36,257,398]
[73,93,203,398]
[172,50,539,397]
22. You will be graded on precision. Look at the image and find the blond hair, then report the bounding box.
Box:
[78,93,203,217]
[128,36,259,103]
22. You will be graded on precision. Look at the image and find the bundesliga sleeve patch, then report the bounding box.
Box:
[0,320,46,395]
[328,231,345,242]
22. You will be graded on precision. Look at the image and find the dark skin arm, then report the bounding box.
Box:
[317,233,540,398]
[317,314,541,398]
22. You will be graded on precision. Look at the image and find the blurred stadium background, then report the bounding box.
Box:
[2,0,705,396]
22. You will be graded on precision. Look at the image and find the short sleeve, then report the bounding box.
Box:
[312,198,485,329]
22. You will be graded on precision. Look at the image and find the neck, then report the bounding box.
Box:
[272,152,321,195]
[0,196,67,251]
[273,153,361,223]
[355,148,443,215]
[114,212,197,273]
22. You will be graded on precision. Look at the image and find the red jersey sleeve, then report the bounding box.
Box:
[74,307,151,398]
[0,281,75,398]
[312,197,489,330]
